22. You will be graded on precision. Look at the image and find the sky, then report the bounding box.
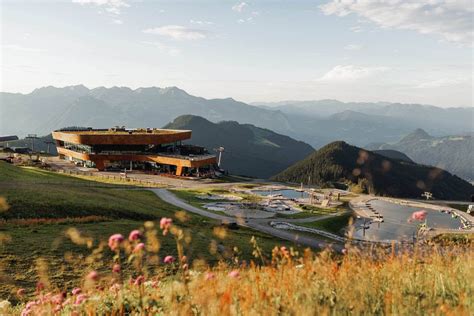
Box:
[1,0,473,107]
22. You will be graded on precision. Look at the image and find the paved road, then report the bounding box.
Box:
[150,188,344,251]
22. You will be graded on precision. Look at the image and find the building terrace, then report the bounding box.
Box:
[52,127,217,177]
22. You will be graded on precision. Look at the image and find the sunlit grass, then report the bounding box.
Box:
[0,217,472,315]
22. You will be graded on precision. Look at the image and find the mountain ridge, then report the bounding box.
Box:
[272,141,473,201]
[2,85,472,149]
[164,115,314,178]
[366,129,474,181]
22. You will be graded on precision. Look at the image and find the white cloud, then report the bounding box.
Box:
[143,25,209,40]
[349,25,362,33]
[320,0,473,45]
[232,2,248,13]
[112,19,123,25]
[190,19,214,25]
[238,17,253,24]
[416,78,469,88]
[72,0,129,15]
[318,65,389,81]
[344,44,362,50]
[142,41,181,57]
[2,44,47,53]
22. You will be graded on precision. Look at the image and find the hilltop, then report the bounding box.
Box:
[164,115,314,178]
[272,141,474,200]
[366,129,474,181]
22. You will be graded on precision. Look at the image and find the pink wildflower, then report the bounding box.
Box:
[342,248,348,255]
[228,270,240,278]
[36,281,45,291]
[133,242,145,253]
[411,210,428,221]
[21,301,36,316]
[163,255,175,264]
[86,270,99,282]
[133,275,145,286]
[160,217,172,235]
[51,294,63,305]
[112,264,121,273]
[108,234,124,251]
[74,294,87,305]
[128,230,142,241]
[71,288,81,295]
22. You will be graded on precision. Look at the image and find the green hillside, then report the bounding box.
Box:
[0,161,167,220]
[164,115,314,178]
[272,141,474,201]
[0,162,288,296]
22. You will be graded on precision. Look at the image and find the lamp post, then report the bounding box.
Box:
[25,134,39,153]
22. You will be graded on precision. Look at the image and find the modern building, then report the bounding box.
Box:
[0,135,19,143]
[52,127,217,176]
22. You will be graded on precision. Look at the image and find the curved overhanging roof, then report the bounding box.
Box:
[52,128,192,145]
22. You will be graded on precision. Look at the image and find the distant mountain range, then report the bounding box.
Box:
[1,86,472,149]
[272,141,474,201]
[366,129,474,182]
[164,115,314,178]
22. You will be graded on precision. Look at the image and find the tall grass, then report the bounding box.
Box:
[0,215,472,316]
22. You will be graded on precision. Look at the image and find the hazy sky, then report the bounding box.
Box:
[1,0,473,107]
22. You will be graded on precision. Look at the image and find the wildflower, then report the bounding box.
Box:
[205,272,216,280]
[71,288,81,295]
[342,248,348,255]
[133,242,145,253]
[74,294,87,305]
[108,234,124,251]
[21,301,36,316]
[128,229,142,241]
[16,288,25,296]
[280,246,290,258]
[160,217,173,235]
[164,255,175,264]
[145,280,159,288]
[134,275,145,286]
[51,294,64,305]
[411,210,428,221]
[36,281,45,291]
[86,270,99,282]
[228,270,240,278]
[112,264,121,273]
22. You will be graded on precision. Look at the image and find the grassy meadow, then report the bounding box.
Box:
[0,162,287,299]
[0,162,473,315]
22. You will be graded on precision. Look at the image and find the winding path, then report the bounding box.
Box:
[150,188,344,251]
